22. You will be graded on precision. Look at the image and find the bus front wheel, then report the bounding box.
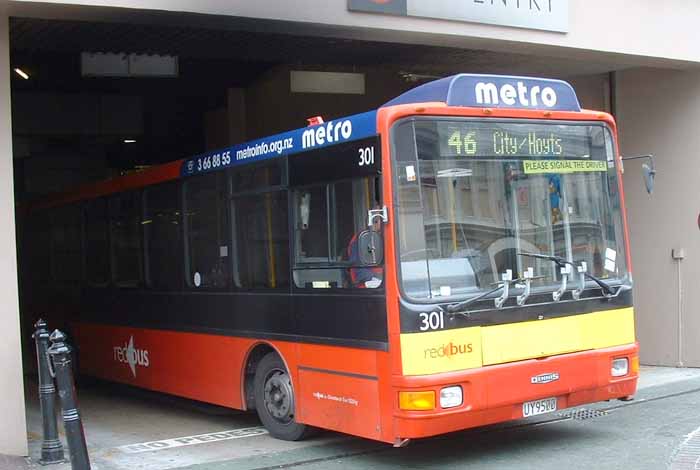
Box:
[253,352,312,441]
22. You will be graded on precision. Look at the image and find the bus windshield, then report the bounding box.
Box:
[393,118,629,301]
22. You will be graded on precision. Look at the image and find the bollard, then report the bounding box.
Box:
[32,319,65,465]
[47,330,91,470]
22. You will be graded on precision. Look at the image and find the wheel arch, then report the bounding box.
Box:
[241,341,292,411]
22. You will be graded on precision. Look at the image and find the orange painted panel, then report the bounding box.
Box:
[73,323,249,408]
[297,343,377,377]
[297,368,381,441]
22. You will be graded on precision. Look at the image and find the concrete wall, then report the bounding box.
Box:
[0,0,28,456]
[245,66,411,139]
[616,68,700,367]
[10,0,700,67]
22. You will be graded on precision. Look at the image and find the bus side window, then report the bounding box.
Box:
[144,182,182,290]
[233,190,289,290]
[85,198,110,285]
[184,172,230,289]
[292,176,382,289]
[109,191,143,287]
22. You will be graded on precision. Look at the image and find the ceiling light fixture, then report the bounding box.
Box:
[123,139,137,144]
[14,68,29,80]
[399,71,442,83]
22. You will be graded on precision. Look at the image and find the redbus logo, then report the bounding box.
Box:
[475,81,558,108]
[423,342,473,360]
[113,335,150,378]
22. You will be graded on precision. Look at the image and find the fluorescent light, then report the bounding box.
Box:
[14,68,29,80]
[290,71,365,95]
[81,52,178,77]
[123,139,136,143]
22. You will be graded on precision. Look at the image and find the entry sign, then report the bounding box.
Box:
[348,0,569,33]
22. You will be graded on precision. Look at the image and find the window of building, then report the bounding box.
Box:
[184,172,230,289]
[85,198,110,285]
[144,182,182,290]
[110,191,143,286]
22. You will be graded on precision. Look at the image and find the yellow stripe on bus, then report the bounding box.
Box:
[400,307,635,376]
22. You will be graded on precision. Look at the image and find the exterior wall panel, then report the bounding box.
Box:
[617,68,700,367]
[0,0,28,456]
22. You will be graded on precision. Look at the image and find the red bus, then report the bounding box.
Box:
[22,74,642,446]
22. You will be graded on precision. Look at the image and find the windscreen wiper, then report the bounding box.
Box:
[517,252,619,298]
[447,270,526,316]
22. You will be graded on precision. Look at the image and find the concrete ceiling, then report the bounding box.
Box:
[10,16,625,80]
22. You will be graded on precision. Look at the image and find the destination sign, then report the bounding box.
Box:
[436,121,604,160]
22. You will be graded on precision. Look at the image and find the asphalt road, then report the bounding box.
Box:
[182,373,700,470]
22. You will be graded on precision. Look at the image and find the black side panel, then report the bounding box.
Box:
[80,289,388,350]
[293,294,386,344]
[289,137,381,187]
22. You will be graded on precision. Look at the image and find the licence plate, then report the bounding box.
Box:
[522,397,558,417]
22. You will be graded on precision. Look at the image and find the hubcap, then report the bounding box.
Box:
[263,368,294,425]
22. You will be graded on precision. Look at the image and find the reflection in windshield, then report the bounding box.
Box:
[394,119,628,300]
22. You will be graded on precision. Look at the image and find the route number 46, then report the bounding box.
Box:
[448,131,477,156]
[358,147,375,167]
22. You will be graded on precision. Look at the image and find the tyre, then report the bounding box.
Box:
[253,352,312,441]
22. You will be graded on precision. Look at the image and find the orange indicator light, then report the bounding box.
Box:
[399,391,436,411]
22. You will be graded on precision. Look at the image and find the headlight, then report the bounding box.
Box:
[440,386,463,408]
[611,358,629,377]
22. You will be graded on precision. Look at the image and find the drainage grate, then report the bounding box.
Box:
[670,426,700,470]
[557,408,609,420]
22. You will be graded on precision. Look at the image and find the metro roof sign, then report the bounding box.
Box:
[383,74,581,112]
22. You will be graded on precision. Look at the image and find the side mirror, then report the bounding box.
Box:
[622,155,656,194]
[642,163,656,194]
[357,230,383,265]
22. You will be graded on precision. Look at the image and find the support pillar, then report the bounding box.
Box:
[0,0,29,457]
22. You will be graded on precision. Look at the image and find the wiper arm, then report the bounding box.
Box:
[447,271,525,315]
[517,252,618,297]
[517,252,571,269]
[446,284,507,314]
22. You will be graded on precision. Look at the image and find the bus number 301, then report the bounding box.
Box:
[419,311,445,331]
[358,147,375,167]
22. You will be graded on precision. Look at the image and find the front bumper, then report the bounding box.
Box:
[392,342,638,439]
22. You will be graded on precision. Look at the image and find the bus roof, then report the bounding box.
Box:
[382,74,581,112]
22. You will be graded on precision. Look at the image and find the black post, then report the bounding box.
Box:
[32,319,65,465]
[47,330,91,470]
